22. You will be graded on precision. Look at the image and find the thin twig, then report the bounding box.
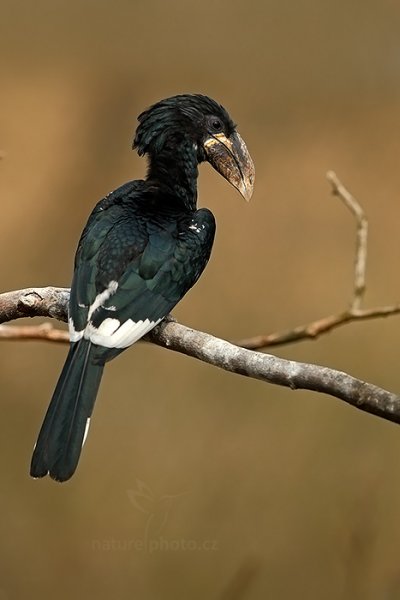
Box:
[327,170,368,310]
[236,305,400,350]
[0,322,69,343]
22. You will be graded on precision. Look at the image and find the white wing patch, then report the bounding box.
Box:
[85,317,162,349]
[69,280,162,349]
[69,280,119,343]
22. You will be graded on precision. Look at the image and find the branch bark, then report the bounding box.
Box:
[0,287,69,324]
[1,286,400,426]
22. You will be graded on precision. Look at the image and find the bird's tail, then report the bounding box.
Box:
[30,340,104,482]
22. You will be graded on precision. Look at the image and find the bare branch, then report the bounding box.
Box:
[235,172,396,350]
[147,319,400,425]
[1,286,400,427]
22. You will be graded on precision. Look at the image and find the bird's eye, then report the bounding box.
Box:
[210,118,223,132]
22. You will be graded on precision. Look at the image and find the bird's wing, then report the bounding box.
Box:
[68,185,215,355]
[68,181,146,332]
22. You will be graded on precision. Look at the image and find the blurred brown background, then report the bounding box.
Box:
[1,0,400,598]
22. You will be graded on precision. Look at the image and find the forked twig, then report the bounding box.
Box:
[236,171,397,349]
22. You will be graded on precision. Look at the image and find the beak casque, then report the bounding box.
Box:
[203,131,255,201]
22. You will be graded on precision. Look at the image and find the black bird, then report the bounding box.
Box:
[30,94,255,482]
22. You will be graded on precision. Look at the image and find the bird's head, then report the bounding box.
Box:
[133,94,255,201]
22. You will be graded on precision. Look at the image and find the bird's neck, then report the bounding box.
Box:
[146,140,199,211]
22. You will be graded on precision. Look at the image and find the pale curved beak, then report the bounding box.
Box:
[203,131,255,201]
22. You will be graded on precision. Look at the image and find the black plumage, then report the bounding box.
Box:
[30,94,254,482]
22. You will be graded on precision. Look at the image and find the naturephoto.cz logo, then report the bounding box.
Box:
[91,479,218,553]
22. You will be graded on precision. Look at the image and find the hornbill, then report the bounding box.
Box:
[30,94,255,482]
